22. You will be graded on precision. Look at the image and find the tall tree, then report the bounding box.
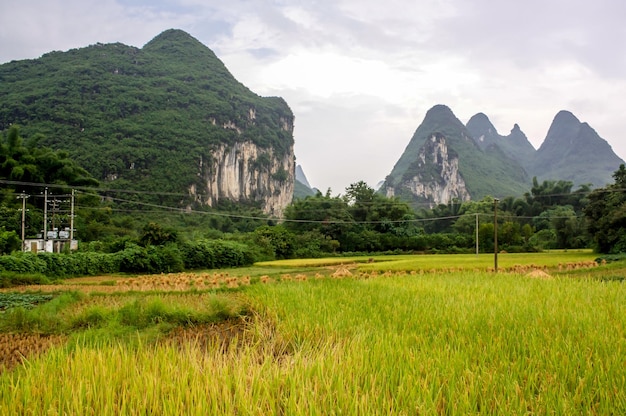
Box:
[584,164,626,253]
[525,177,589,216]
[0,126,100,240]
[283,189,352,243]
[0,126,99,201]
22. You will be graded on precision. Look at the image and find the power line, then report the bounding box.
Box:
[0,179,187,196]
[75,190,473,224]
[77,191,275,222]
[5,178,624,203]
[0,179,614,226]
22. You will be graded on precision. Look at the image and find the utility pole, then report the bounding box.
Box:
[494,198,499,273]
[50,198,59,232]
[70,189,75,243]
[43,187,48,244]
[17,193,29,251]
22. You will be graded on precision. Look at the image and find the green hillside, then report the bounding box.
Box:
[466,113,536,172]
[384,105,529,200]
[532,111,623,187]
[0,29,294,203]
[293,179,316,199]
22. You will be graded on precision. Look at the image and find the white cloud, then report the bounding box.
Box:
[286,92,415,194]
[0,0,195,61]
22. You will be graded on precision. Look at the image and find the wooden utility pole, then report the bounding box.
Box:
[43,187,48,243]
[70,189,75,242]
[17,193,28,251]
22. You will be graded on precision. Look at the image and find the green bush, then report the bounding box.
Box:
[0,228,21,254]
[34,252,121,277]
[180,239,254,270]
[157,244,185,273]
[116,243,185,274]
[0,239,252,278]
[116,244,153,274]
[179,240,214,269]
[0,252,48,274]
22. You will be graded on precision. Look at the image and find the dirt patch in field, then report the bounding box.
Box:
[162,318,249,352]
[160,315,297,366]
[0,333,67,373]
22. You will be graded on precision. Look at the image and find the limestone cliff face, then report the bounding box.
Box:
[190,136,295,217]
[385,133,470,206]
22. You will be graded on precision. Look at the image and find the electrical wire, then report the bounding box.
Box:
[0,178,610,225]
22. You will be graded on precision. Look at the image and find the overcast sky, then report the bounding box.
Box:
[2,0,625,193]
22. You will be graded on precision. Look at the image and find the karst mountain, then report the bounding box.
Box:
[0,29,295,215]
[381,105,624,206]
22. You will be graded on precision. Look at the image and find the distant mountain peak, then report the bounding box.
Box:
[142,29,223,66]
[467,112,495,130]
[553,110,580,124]
[425,104,456,120]
[144,29,200,46]
[420,105,469,138]
[466,113,498,145]
[464,112,535,172]
[509,123,529,142]
[387,105,623,202]
[543,110,584,146]
[534,110,624,186]
[295,165,312,189]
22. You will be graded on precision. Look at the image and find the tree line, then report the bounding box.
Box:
[1,125,625,264]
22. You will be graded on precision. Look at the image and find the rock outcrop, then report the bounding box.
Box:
[191,140,295,217]
[385,133,470,206]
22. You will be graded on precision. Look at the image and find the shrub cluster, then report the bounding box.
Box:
[117,244,184,274]
[179,239,255,270]
[0,239,254,278]
[0,251,119,278]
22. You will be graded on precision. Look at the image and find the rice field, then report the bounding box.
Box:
[0,251,625,414]
[259,250,600,271]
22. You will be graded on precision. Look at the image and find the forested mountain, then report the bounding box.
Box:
[295,165,312,189]
[382,105,624,205]
[380,105,529,205]
[466,113,536,172]
[0,29,295,215]
[532,111,623,187]
[294,165,316,199]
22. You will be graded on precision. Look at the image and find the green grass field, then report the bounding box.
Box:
[0,252,624,414]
